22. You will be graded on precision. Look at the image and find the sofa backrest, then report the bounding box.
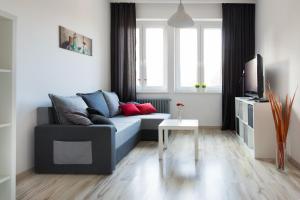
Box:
[37,107,58,125]
[37,98,171,125]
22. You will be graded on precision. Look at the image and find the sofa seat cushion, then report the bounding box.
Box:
[137,113,171,119]
[110,117,141,148]
[111,113,171,130]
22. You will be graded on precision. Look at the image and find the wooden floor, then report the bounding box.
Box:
[17,129,300,200]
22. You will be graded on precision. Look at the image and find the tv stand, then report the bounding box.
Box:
[235,97,275,159]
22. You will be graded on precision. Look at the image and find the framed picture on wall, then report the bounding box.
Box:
[59,26,92,56]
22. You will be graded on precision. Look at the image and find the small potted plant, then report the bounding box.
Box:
[195,83,201,90]
[176,102,184,121]
[194,82,207,92]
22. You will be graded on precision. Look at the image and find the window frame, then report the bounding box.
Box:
[174,27,200,92]
[136,21,168,93]
[174,21,222,93]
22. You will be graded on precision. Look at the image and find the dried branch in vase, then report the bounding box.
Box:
[267,84,297,171]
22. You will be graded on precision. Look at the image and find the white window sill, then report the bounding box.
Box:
[174,91,222,94]
[174,88,222,94]
[137,91,222,95]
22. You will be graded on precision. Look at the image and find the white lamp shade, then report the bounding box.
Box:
[168,3,194,28]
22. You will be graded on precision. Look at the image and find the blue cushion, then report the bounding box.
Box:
[77,91,110,118]
[102,91,121,117]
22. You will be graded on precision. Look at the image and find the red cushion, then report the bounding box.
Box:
[136,103,157,114]
[120,103,141,116]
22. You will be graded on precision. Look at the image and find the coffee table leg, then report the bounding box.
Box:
[159,128,163,160]
[164,129,168,149]
[194,128,199,160]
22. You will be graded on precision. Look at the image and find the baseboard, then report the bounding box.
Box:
[17,168,33,183]
[288,156,300,169]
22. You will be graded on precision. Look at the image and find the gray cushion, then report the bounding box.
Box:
[49,94,89,125]
[65,112,93,126]
[77,91,110,118]
[103,91,120,117]
[87,107,104,116]
[89,114,116,129]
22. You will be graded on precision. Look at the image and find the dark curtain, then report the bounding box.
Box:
[111,3,136,102]
[222,4,255,130]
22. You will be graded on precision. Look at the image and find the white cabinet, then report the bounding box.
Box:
[0,12,16,200]
[235,97,276,159]
[239,120,244,139]
[247,127,254,149]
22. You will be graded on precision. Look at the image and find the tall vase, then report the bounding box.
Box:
[276,142,287,172]
[177,109,182,121]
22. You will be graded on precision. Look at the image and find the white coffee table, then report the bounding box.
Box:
[158,119,199,160]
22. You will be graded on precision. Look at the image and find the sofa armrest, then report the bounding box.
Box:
[35,124,116,174]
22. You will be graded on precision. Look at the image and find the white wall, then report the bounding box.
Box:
[137,3,222,20]
[256,0,300,163]
[0,0,110,173]
[137,3,222,126]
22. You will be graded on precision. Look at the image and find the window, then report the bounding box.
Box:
[136,21,222,93]
[175,22,222,92]
[203,28,222,89]
[136,23,167,92]
[177,28,198,88]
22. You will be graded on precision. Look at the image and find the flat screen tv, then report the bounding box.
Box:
[244,54,264,98]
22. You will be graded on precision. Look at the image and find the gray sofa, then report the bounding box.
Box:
[35,99,171,174]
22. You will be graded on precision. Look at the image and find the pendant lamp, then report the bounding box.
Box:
[168,0,194,28]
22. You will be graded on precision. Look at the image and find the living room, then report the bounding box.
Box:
[1,0,300,199]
